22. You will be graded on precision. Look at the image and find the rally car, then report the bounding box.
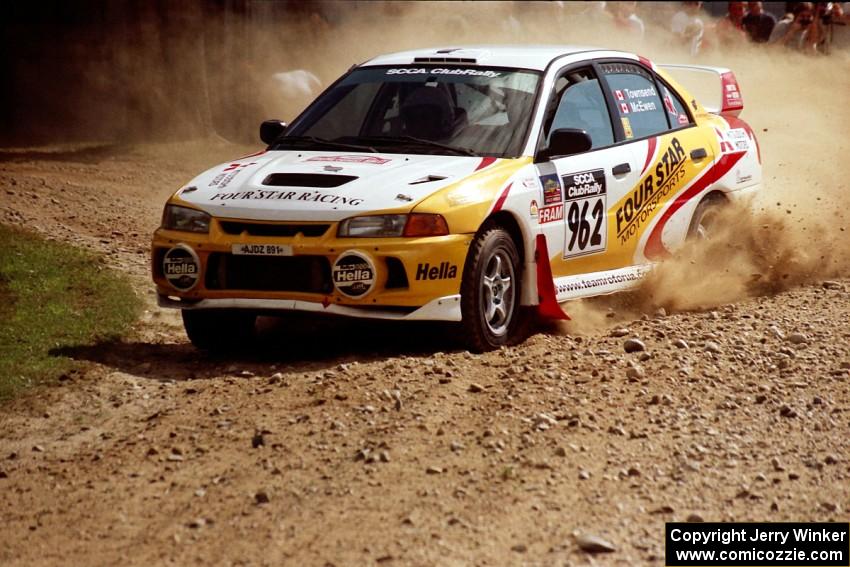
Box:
[152,45,761,352]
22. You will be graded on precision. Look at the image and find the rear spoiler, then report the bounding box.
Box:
[658,64,743,117]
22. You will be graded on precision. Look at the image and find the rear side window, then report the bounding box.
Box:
[660,83,691,128]
[600,63,668,140]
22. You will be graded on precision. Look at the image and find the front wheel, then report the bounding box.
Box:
[459,226,531,352]
[182,309,257,351]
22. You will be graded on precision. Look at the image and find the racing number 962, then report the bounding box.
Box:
[567,199,604,252]
[563,168,608,259]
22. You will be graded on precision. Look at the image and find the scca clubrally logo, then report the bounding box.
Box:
[332,251,376,298]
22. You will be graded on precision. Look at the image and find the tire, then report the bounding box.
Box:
[459,225,532,352]
[181,309,257,351]
[687,196,726,241]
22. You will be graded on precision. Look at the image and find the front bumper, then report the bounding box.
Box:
[157,294,463,321]
[151,217,472,320]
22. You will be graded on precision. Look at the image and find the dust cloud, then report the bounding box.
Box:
[628,45,850,318]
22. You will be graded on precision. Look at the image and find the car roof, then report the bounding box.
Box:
[361,45,618,72]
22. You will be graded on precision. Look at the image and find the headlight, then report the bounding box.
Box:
[338,215,407,237]
[161,205,211,234]
[337,214,449,238]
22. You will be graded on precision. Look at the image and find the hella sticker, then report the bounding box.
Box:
[332,251,376,298]
[163,244,200,291]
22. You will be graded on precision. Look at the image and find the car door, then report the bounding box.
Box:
[536,60,717,287]
[596,61,716,264]
[534,65,643,279]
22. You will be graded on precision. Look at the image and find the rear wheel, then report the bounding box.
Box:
[688,196,726,241]
[182,309,257,351]
[460,225,531,352]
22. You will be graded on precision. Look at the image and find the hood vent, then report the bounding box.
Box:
[262,173,357,188]
[409,175,448,185]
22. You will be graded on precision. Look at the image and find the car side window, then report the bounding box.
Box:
[545,68,614,150]
[660,83,692,128]
[600,63,669,140]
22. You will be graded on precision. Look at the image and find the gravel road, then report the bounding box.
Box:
[1,43,850,567]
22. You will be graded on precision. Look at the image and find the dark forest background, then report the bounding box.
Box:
[1,1,794,147]
[0,0,363,146]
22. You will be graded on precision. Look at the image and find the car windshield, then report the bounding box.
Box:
[281,65,542,158]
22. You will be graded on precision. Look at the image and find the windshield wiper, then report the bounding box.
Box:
[271,135,377,152]
[347,135,478,157]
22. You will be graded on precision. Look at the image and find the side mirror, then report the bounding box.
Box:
[260,120,287,145]
[543,128,592,160]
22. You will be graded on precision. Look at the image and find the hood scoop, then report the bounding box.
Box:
[262,173,358,188]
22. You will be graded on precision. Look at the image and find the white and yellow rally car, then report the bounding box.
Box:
[152,46,761,351]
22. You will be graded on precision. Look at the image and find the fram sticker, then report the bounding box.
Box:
[539,203,564,224]
[306,155,391,165]
[539,174,563,205]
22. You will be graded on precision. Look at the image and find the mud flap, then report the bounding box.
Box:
[534,234,570,320]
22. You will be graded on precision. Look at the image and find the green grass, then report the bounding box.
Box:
[0,225,140,400]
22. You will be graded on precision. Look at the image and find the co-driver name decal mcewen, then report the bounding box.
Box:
[210,190,364,206]
[563,169,607,259]
[615,137,687,245]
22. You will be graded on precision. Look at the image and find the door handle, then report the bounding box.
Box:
[690,148,708,160]
[612,162,631,175]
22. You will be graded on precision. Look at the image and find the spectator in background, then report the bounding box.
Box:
[715,1,749,45]
[769,2,823,52]
[671,1,706,55]
[742,1,777,42]
[828,2,850,50]
[611,2,646,40]
[813,2,848,52]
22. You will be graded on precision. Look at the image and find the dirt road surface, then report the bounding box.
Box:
[3,31,850,567]
[1,136,849,567]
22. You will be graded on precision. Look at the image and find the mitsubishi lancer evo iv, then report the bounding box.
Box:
[152,45,761,352]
